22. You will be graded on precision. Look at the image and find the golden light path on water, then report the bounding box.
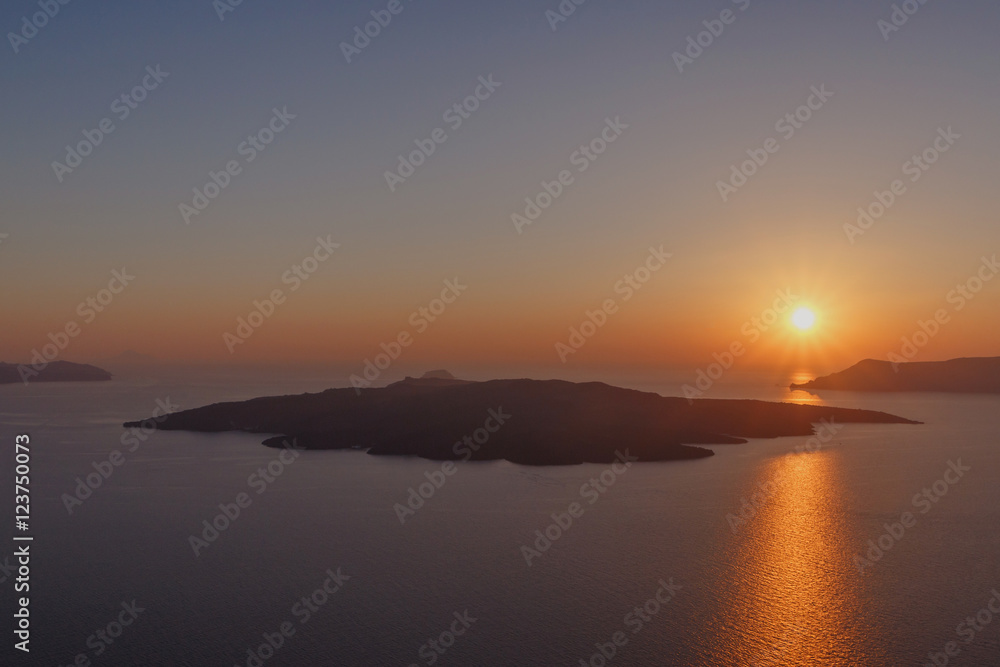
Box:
[784,370,824,405]
[696,448,885,665]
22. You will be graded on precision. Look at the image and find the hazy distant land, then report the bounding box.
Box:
[791,357,1000,394]
[0,360,112,384]
[125,372,920,465]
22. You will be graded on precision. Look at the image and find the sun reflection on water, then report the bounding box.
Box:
[700,449,884,665]
[784,370,824,405]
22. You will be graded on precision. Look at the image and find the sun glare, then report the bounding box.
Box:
[792,307,816,331]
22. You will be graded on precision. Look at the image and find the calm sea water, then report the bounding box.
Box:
[2,366,999,666]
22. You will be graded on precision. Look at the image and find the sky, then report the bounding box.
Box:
[1,0,998,372]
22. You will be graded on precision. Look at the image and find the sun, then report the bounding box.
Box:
[792,307,816,331]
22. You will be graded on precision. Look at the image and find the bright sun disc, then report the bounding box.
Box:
[792,307,816,330]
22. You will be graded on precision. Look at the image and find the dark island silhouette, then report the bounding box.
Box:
[0,360,112,385]
[791,357,1000,394]
[125,371,920,465]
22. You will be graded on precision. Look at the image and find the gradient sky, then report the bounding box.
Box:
[2,0,998,371]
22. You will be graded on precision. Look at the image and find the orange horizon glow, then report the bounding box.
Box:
[3,280,998,372]
[3,190,998,372]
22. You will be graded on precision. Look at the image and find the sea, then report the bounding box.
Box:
[1,365,998,666]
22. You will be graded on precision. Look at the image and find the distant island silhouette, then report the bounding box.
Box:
[791,357,1000,394]
[0,360,112,385]
[125,371,920,465]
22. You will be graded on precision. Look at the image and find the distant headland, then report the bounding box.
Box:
[0,360,112,385]
[125,371,920,465]
[791,357,1000,394]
